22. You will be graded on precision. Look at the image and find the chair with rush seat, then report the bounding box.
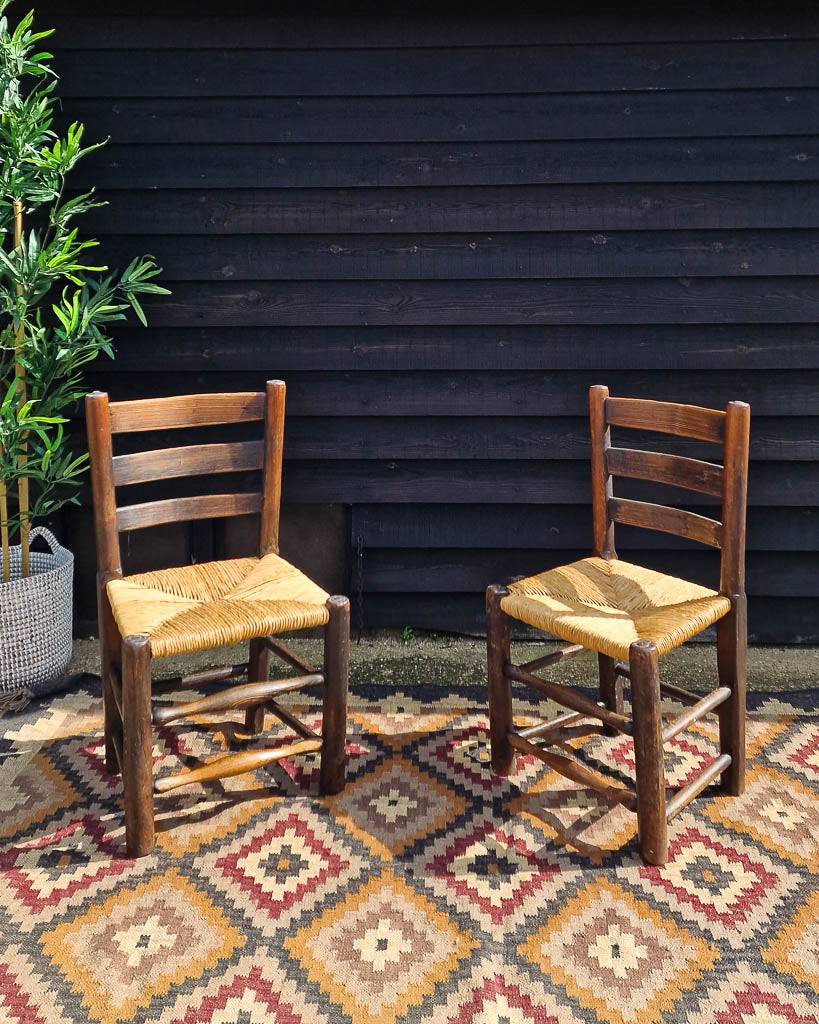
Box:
[86,381,349,857]
[486,386,750,865]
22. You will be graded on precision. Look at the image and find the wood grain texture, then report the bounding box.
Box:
[113,440,263,486]
[606,397,726,443]
[151,673,323,726]
[606,447,724,497]
[629,640,667,865]
[153,738,323,793]
[117,492,262,532]
[608,497,723,547]
[666,754,732,820]
[504,662,633,734]
[109,392,265,433]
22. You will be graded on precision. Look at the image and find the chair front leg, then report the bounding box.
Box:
[122,634,154,858]
[244,637,270,735]
[320,596,349,795]
[717,594,747,796]
[629,640,668,865]
[487,584,514,775]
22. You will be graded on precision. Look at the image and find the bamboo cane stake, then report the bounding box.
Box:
[13,199,29,578]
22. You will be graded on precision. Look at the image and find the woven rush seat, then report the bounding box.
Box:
[501,556,730,661]
[107,552,330,658]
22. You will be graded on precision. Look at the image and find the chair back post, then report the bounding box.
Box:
[85,391,122,576]
[719,400,750,596]
[589,384,616,559]
[258,379,286,557]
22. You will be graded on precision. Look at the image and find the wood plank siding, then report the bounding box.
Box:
[43,1,819,641]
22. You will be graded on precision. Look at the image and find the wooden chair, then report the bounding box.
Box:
[86,381,349,858]
[487,385,749,864]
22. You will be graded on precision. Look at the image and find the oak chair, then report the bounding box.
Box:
[86,381,349,858]
[487,385,749,864]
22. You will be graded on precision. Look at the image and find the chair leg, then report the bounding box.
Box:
[122,635,154,858]
[598,653,623,737]
[244,637,270,735]
[320,596,349,796]
[487,584,514,775]
[97,577,122,774]
[629,640,667,866]
[717,594,747,796]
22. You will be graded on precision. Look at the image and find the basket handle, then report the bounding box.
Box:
[28,526,62,554]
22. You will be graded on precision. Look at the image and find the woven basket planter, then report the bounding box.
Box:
[0,527,73,698]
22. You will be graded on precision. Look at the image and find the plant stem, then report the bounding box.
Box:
[13,199,29,578]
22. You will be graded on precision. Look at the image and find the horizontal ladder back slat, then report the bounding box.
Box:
[117,492,262,531]
[109,392,265,434]
[606,397,726,444]
[113,440,264,487]
[606,447,724,498]
[608,497,723,547]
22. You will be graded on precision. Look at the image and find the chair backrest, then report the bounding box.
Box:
[86,381,285,577]
[588,385,750,596]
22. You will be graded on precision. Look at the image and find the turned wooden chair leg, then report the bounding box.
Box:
[717,594,747,796]
[320,596,349,795]
[122,634,154,858]
[244,636,270,735]
[598,652,623,737]
[97,579,122,774]
[629,640,668,865]
[487,584,514,775]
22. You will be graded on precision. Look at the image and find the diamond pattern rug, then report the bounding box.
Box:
[1,680,817,1023]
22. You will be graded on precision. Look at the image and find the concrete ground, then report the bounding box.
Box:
[68,631,819,693]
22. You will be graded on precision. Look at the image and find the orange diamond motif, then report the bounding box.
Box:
[284,869,478,1024]
[518,876,719,1024]
[39,868,244,1024]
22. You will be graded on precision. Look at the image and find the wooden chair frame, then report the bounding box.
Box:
[487,385,750,864]
[86,380,349,858]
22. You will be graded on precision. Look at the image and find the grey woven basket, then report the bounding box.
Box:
[0,527,73,696]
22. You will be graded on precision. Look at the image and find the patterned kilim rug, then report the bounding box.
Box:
[1,679,818,1024]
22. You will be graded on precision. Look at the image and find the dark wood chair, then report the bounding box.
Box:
[86,381,349,857]
[487,385,749,864]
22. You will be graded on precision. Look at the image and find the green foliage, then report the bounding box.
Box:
[399,626,414,645]
[0,0,169,538]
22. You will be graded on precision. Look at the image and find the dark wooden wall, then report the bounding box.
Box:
[41,1,819,640]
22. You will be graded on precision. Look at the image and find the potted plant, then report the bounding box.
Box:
[0,2,168,707]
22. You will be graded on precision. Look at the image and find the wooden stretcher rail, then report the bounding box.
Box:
[517,708,585,740]
[504,661,633,735]
[151,673,324,726]
[666,753,732,820]
[151,662,249,693]
[264,635,318,675]
[110,729,124,775]
[659,679,707,706]
[661,686,731,743]
[109,667,123,719]
[264,698,319,740]
[519,644,586,674]
[508,732,637,810]
[153,738,323,794]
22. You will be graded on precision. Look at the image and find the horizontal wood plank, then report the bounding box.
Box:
[88,370,818,418]
[54,42,819,97]
[69,91,819,144]
[113,440,264,486]
[77,138,819,190]
[109,392,265,433]
[117,492,262,531]
[608,497,723,547]
[44,9,819,47]
[274,460,819,506]
[97,229,819,281]
[98,279,819,328]
[360,549,818,596]
[104,325,819,372]
[351,504,819,551]
[88,185,819,235]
